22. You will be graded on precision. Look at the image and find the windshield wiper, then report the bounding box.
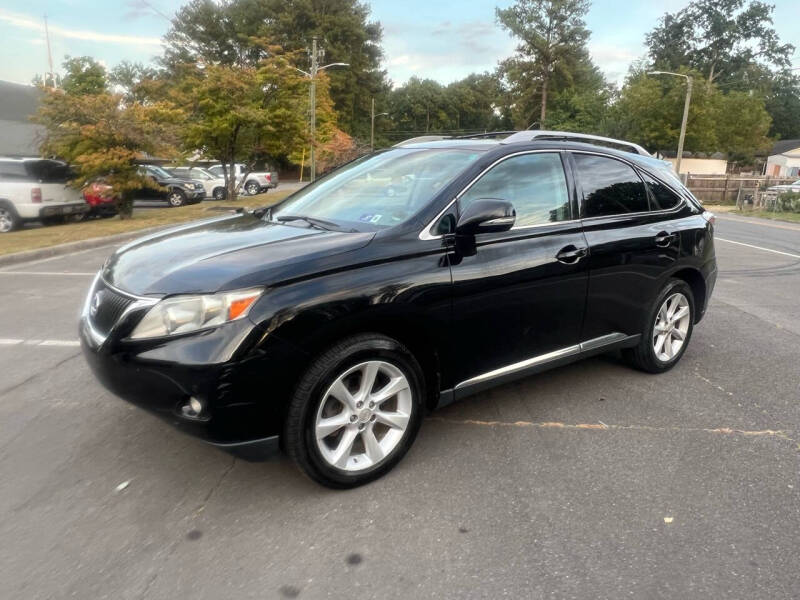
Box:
[274,215,356,232]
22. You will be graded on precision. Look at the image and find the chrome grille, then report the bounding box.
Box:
[89,281,135,336]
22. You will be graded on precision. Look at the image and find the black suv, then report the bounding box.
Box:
[81,134,717,488]
[136,165,205,206]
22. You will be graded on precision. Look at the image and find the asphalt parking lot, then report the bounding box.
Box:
[1,214,799,599]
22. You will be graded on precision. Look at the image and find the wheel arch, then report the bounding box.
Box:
[669,267,706,323]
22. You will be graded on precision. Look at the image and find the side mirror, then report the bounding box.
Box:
[456,199,516,235]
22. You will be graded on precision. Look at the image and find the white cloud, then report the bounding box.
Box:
[0,9,162,46]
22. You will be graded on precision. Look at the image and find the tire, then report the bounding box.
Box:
[284,333,425,489]
[623,278,695,373]
[245,181,260,196]
[212,187,226,201]
[167,189,186,207]
[0,204,20,233]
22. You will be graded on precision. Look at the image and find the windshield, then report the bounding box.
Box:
[147,165,173,179]
[272,148,483,230]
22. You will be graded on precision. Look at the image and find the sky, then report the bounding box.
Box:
[0,0,798,88]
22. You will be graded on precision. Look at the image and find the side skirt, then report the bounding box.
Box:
[437,333,640,408]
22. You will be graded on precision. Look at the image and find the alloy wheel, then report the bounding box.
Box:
[246,182,259,195]
[314,360,412,472]
[168,192,184,206]
[653,292,691,362]
[0,208,12,233]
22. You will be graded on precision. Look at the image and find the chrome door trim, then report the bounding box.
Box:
[453,332,632,391]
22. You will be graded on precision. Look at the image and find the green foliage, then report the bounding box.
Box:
[496,0,591,125]
[774,192,800,213]
[764,71,800,140]
[33,90,181,217]
[170,46,312,198]
[109,61,159,104]
[162,0,388,140]
[61,56,108,96]
[608,68,771,163]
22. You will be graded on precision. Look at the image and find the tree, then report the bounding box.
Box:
[33,90,181,217]
[171,47,312,200]
[645,0,794,92]
[496,0,591,126]
[162,0,389,140]
[61,56,108,95]
[109,61,159,104]
[607,68,771,164]
[764,71,800,140]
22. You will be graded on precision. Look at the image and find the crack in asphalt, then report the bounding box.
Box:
[431,417,798,447]
[0,351,82,397]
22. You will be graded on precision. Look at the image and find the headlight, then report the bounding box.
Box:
[129,288,263,339]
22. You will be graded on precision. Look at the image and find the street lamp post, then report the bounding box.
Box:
[298,37,349,182]
[648,71,693,175]
[370,97,389,152]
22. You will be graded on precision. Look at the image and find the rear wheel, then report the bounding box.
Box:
[285,334,424,488]
[623,279,695,373]
[167,189,186,207]
[212,187,226,201]
[0,205,19,233]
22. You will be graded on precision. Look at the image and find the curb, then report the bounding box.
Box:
[0,225,168,268]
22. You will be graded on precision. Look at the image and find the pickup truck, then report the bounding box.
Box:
[0,158,88,233]
[207,163,278,195]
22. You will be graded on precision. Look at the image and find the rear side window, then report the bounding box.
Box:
[0,161,30,180]
[25,160,73,183]
[459,152,571,227]
[640,172,682,210]
[574,154,649,217]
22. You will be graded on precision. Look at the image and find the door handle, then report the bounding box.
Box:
[654,231,675,247]
[556,245,588,263]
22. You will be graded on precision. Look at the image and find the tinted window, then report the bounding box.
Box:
[460,153,571,227]
[574,154,649,217]
[641,172,682,210]
[0,161,29,180]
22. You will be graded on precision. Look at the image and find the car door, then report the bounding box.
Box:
[447,151,589,394]
[571,151,681,341]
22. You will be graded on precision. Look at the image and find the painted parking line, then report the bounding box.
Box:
[0,271,96,276]
[716,237,800,260]
[0,339,80,347]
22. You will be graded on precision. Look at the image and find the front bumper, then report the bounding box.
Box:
[79,310,304,457]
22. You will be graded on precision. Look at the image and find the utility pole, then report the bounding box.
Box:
[648,71,693,175]
[309,37,318,182]
[44,15,56,88]
[300,37,349,182]
[370,97,388,153]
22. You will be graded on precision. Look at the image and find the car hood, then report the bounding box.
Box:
[102,213,375,296]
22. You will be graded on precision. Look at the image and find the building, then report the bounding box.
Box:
[764,140,800,177]
[661,151,728,175]
[0,80,44,158]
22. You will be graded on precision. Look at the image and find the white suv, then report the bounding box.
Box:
[0,158,88,232]
[207,163,277,195]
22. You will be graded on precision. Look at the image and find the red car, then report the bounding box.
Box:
[82,180,117,218]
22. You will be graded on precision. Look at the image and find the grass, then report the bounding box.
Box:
[704,204,800,224]
[0,190,290,257]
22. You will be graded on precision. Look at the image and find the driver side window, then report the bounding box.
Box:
[459,152,571,227]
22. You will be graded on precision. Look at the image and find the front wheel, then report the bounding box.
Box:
[167,189,186,207]
[212,187,226,201]
[284,334,424,488]
[623,279,695,373]
[244,181,260,196]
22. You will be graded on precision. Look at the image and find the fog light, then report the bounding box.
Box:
[189,397,203,414]
[181,396,206,419]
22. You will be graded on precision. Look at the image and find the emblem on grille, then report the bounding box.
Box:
[90,290,104,317]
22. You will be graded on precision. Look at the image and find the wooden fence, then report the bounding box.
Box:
[685,174,796,205]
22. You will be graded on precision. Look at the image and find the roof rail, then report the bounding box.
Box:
[456,131,517,140]
[502,130,652,157]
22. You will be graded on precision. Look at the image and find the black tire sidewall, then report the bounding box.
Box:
[289,335,424,488]
[168,190,186,206]
[642,279,695,371]
[245,182,259,195]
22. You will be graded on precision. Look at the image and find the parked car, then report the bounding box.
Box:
[0,158,88,232]
[207,163,277,195]
[82,179,118,218]
[166,167,227,200]
[767,179,800,194]
[81,133,717,488]
[136,165,205,207]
